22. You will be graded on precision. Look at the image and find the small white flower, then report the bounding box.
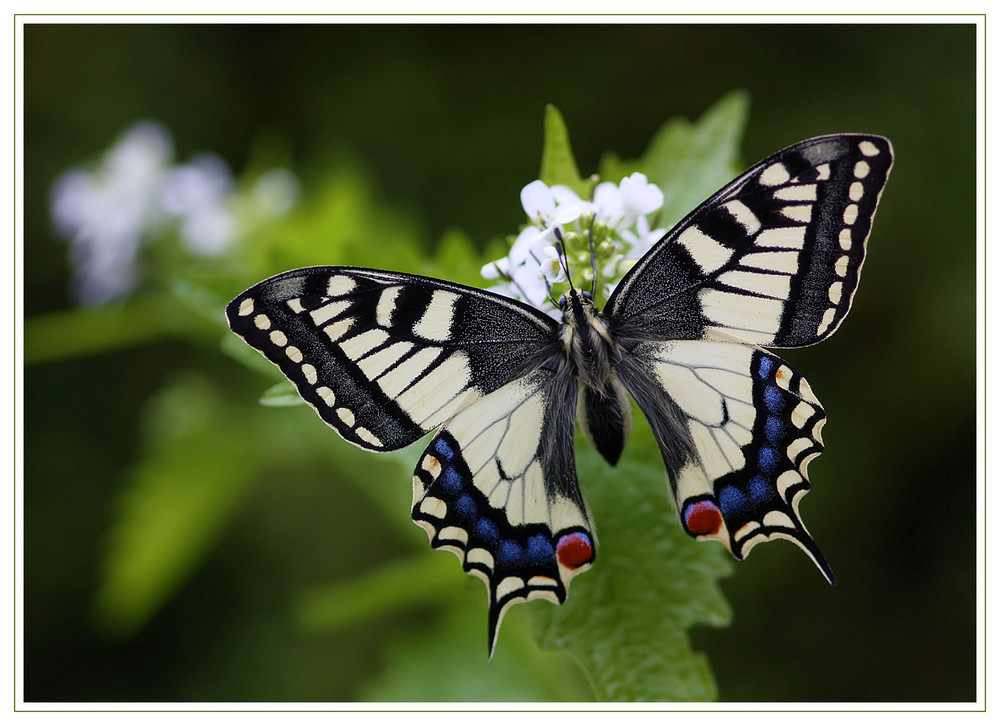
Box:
[618,172,663,221]
[509,224,553,267]
[509,259,552,311]
[482,172,665,316]
[538,245,566,283]
[592,181,624,225]
[620,214,666,261]
[480,257,511,280]
[520,180,555,224]
[520,180,590,230]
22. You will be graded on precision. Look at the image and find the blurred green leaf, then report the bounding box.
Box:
[600,89,749,229]
[296,552,463,632]
[262,159,427,274]
[539,104,592,198]
[259,380,307,407]
[423,227,486,287]
[24,294,216,365]
[93,373,262,637]
[169,266,243,330]
[357,594,594,701]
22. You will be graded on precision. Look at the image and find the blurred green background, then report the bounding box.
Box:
[23,23,977,702]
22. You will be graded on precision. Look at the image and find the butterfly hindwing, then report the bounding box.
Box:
[617,340,833,582]
[411,367,595,655]
[607,134,893,348]
[226,266,560,451]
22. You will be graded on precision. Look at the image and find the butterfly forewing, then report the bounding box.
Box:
[226,267,559,451]
[607,134,893,348]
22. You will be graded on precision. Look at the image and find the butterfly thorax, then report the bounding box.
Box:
[558,288,633,466]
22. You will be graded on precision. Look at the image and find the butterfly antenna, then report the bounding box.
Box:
[553,227,576,291]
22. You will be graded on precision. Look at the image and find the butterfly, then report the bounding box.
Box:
[227,134,893,655]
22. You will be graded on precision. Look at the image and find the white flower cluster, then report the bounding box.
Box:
[481,172,666,317]
[50,122,300,305]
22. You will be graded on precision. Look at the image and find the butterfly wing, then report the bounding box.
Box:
[608,135,892,577]
[617,340,832,580]
[607,134,893,348]
[226,266,560,451]
[411,365,595,656]
[228,266,594,651]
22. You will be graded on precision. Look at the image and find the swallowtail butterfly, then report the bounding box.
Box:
[227,134,892,654]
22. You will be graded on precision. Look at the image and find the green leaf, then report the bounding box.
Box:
[532,426,733,701]
[539,104,592,197]
[600,89,750,229]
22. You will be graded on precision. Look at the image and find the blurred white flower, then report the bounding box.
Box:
[252,168,300,215]
[50,122,299,305]
[161,154,232,216]
[162,154,238,257]
[50,122,174,304]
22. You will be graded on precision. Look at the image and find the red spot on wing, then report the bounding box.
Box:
[684,500,723,536]
[556,532,594,569]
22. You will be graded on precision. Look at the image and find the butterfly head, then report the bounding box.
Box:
[557,287,605,346]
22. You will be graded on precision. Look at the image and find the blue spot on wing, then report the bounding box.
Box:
[756,353,775,378]
[757,446,780,472]
[475,518,499,545]
[718,485,749,519]
[764,414,784,443]
[440,467,463,494]
[526,534,555,565]
[748,475,772,503]
[497,539,523,567]
[455,494,477,523]
[763,385,783,413]
[434,436,455,460]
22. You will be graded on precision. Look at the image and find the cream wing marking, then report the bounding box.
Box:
[226,267,559,452]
